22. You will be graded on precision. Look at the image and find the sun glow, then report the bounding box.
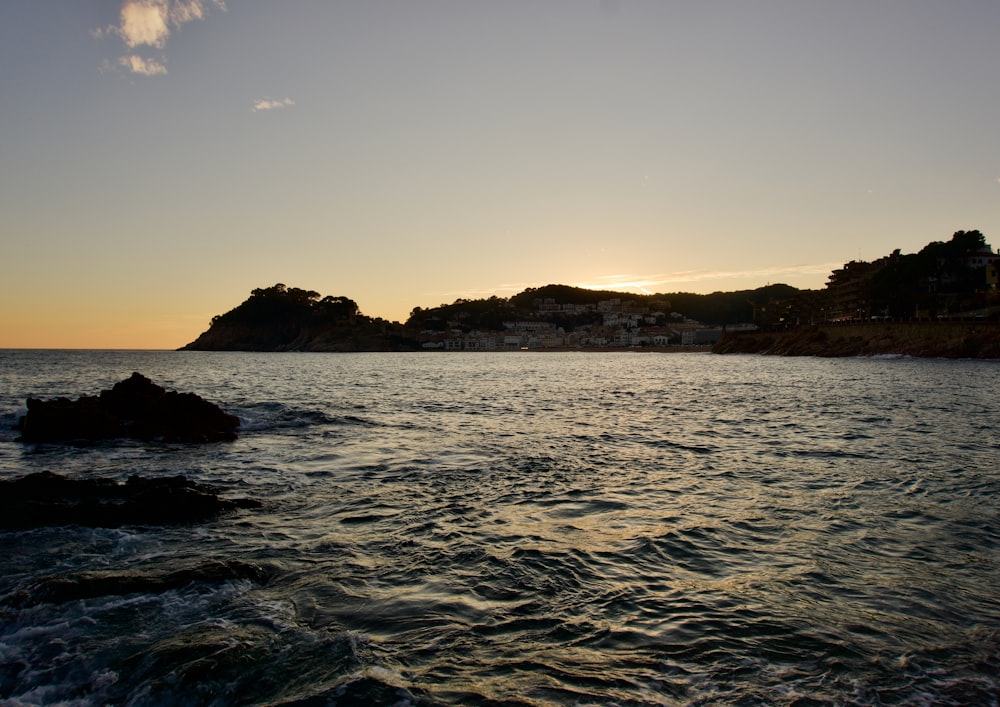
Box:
[577,278,656,295]
[574,263,842,296]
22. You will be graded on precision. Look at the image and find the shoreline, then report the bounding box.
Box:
[422,345,714,354]
[713,321,1000,358]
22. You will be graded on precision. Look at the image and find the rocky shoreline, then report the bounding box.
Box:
[713,321,1000,358]
[5,374,257,530]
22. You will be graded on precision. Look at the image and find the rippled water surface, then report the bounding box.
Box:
[1,350,998,705]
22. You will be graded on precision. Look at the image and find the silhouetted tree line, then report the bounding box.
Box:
[865,230,996,319]
[809,230,999,326]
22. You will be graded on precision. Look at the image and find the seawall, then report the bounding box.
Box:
[713,321,1000,358]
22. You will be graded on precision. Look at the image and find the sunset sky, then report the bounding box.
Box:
[2,1,998,349]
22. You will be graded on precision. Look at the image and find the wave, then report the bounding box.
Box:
[235,401,378,433]
[2,350,999,706]
[8,558,276,608]
[0,409,25,444]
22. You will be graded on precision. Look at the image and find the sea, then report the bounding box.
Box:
[0,349,998,706]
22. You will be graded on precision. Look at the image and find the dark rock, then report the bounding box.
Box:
[0,471,260,529]
[17,372,240,443]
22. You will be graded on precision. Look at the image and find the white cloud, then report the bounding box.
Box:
[119,1,170,49]
[252,97,296,112]
[98,0,224,75]
[119,54,167,75]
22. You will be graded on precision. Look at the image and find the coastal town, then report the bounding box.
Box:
[412,296,754,351]
[410,229,1000,352]
[181,230,1000,356]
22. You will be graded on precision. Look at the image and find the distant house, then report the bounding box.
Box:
[965,246,1000,289]
[503,321,550,333]
[464,334,497,351]
[965,247,1000,270]
[614,329,635,346]
[603,312,643,328]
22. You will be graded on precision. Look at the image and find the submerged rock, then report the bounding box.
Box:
[16,372,240,443]
[0,471,260,529]
[275,677,447,707]
[15,559,275,606]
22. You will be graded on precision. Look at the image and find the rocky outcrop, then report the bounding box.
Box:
[16,372,240,443]
[0,471,260,529]
[713,322,1000,358]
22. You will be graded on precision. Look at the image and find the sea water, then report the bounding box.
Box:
[0,350,997,706]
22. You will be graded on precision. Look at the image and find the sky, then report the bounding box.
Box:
[1,1,998,349]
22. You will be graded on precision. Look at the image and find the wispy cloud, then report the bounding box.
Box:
[97,0,225,75]
[420,281,539,305]
[419,264,839,307]
[575,263,841,293]
[118,54,167,76]
[421,263,839,307]
[252,97,296,112]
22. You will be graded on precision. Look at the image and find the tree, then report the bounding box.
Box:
[947,230,987,255]
[317,295,360,321]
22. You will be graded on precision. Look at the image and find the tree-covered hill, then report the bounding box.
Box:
[406,282,804,332]
[180,284,418,352]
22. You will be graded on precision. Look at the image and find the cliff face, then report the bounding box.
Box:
[713,322,1000,358]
